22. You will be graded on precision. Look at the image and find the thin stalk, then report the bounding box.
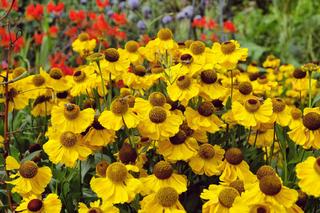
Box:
[253,130,259,147]
[230,69,234,103]
[95,61,108,109]
[108,73,112,110]
[308,71,312,107]
[269,122,276,165]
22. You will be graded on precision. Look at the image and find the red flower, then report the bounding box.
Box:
[111,13,127,25]
[0,0,18,11]
[140,34,150,46]
[116,80,125,88]
[88,12,97,20]
[207,19,217,30]
[25,3,43,21]
[47,1,64,14]
[200,33,206,41]
[0,30,24,52]
[49,52,73,75]
[223,20,236,33]
[48,26,59,38]
[34,32,44,45]
[192,17,206,28]
[96,0,109,8]
[64,27,78,38]
[69,9,86,24]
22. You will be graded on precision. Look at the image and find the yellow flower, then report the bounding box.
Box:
[140,161,187,194]
[118,40,143,64]
[22,67,51,97]
[158,130,198,162]
[251,75,278,96]
[288,107,320,149]
[102,48,130,79]
[153,28,178,53]
[248,123,274,147]
[270,98,291,126]
[288,107,302,129]
[212,40,248,70]
[230,199,285,213]
[5,156,52,195]
[138,106,183,140]
[31,93,54,117]
[15,193,62,213]
[72,32,96,56]
[99,98,140,131]
[122,65,159,90]
[218,148,256,184]
[185,102,225,133]
[231,81,255,104]
[296,156,320,197]
[0,135,3,148]
[167,75,200,106]
[1,81,29,112]
[78,200,119,213]
[90,162,142,204]
[262,55,280,69]
[247,62,259,73]
[189,144,224,176]
[46,67,71,92]
[51,103,95,133]
[232,97,273,128]
[201,184,240,213]
[139,187,186,213]
[43,128,92,167]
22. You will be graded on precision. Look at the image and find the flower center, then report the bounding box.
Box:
[111,98,129,115]
[200,69,217,84]
[225,148,243,165]
[156,187,178,207]
[125,40,139,53]
[248,72,260,81]
[151,65,165,74]
[57,91,68,99]
[239,81,253,95]
[88,207,103,213]
[221,41,236,54]
[133,65,146,77]
[149,92,166,107]
[32,75,45,87]
[149,106,167,123]
[229,180,245,194]
[7,88,18,100]
[78,32,90,41]
[105,48,120,62]
[250,205,269,213]
[27,199,43,212]
[73,70,86,82]
[19,161,38,179]
[198,144,215,159]
[153,161,173,179]
[64,103,80,120]
[96,160,109,177]
[244,98,261,113]
[293,68,306,79]
[106,162,128,183]
[190,41,205,55]
[218,187,239,208]
[301,63,319,72]
[272,98,286,113]
[176,75,191,89]
[49,68,63,80]
[291,108,302,120]
[12,67,26,79]
[60,131,77,147]
[157,28,173,41]
[179,122,194,136]
[198,102,215,117]
[169,130,187,145]
[303,112,320,130]
[256,165,276,180]
[180,53,193,65]
[257,75,268,84]
[259,175,282,196]
[119,143,138,164]
[313,157,320,175]
[33,95,51,107]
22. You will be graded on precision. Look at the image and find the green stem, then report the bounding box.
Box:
[108,73,112,110]
[96,61,108,109]
[308,71,312,107]
[230,69,233,103]
[269,122,276,165]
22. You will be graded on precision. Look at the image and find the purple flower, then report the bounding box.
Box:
[182,5,194,18]
[128,0,139,10]
[162,15,173,24]
[137,20,147,31]
[142,6,152,19]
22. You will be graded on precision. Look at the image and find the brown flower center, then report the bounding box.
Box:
[190,41,205,55]
[180,54,193,65]
[88,207,103,213]
[257,75,268,84]
[7,88,18,100]
[153,161,173,179]
[33,95,51,107]
[221,41,236,54]
[133,65,146,77]
[125,40,139,53]
[19,161,38,178]
[106,162,127,183]
[251,205,269,213]
[198,102,215,117]
[198,144,215,159]
[119,143,138,164]
[169,130,187,145]
[149,92,166,107]
[293,68,306,79]
[256,165,276,180]
[27,199,43,212]
[57,91,68,99]
[259,175,282,196]
[239,81,253,95]
[244,98,261,113]
[291,108,302,120]
[151,65,165,74]
[78,32,90,41]
[225,148,243,165]
[303,112,320,130]
[272,98,286,113]
[218,187,239,208]
[157,28,173,41]
[248,72,260,81]
[111,98,129,115]
[176,75,191,89]
[60,131,77,147]
[12,67,26,79]
[229,180,245,194]
[49,68,63,80]
[73,70,86,82]
[200,69,217,84]
[149,106,167,123]
[179,122,194,136]
[64,103,80,120]
[96,160,109,177]
[105,48,120,62]
[32,75,45,87]
[156,187,178,207]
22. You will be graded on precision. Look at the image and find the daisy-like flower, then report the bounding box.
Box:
[231,81,255,104]
[251,75,278,96]
[290,68,309,92]
[15,193,62,213]
[43,128,92,167]
[46,67,71,92]
[90,162,142,204]
[31,93,54,117]
[78,200,119,213]
[218,148,256,184]
[288,107,320,149]
[248,123,274,147]
[289,107,302,129]
[118,40,142,64]
[1,81,30,112]
[22,67,51,97]
[230,199,285,213]
[212,40,248,70]
[231,97,273,128]
[72,32,96,56]
[153,28,178,53]
[185,102,225,133]
[99,98,140,131]
[122,65,158,91]
[138,106,183,140]
[296,156,320,197]
[5,156,52,195]
[167,74,200,106]
[51,103,95,133]
[270,98,291,126]
[201,184,240,213]
[158,130,198,162]
[262,55,280,69]
[189,144,224,176]
[139,187,186,213]
[101,48,130,79]
[140,161,187,194]
[198,69,227,101]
